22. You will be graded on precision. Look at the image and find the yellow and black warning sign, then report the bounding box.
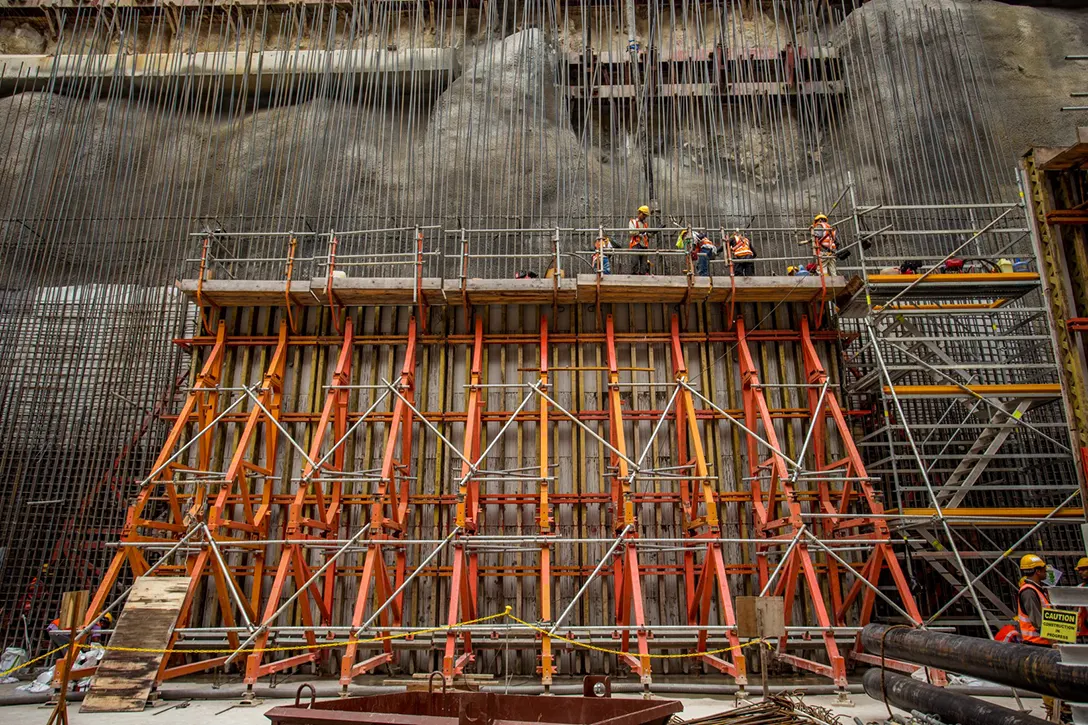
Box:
[1040,608,1079,643]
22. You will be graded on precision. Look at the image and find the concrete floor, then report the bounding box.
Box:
[0,690,1048,724]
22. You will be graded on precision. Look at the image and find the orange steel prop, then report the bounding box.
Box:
[160,322,290,681]
[340,316,418,684]
[538,317,556,687]
[797,316,935,681]
[246,318,354,684]
[443,316,484,682]
[605,314,651,683]
[737,316,846,686]
[670,314,746,686]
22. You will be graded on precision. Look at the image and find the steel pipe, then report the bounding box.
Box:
[862,670,1049,725]
[863,624,1088,701]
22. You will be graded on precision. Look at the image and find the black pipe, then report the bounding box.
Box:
[863,670,1050,725]
[862,624,1088,701]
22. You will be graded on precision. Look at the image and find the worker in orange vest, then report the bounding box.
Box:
[800,213,838,276]
[47,612,112,647]
[676,228,719,277]
[1017,553,1053,646]
[592,232,614,275]
[728,230,755,277]
[1076,557,1088,642]
[628,205,652,275]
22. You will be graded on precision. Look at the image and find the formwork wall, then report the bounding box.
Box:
[123,299,858,677]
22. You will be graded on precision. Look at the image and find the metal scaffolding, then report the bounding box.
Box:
[838,182,1083,632]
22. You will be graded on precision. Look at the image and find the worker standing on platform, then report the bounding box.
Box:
[1076,557,1088,643]
[629,205,653,275]
[801,213,838,276]
[728,229,755,276]
[592,232,614,275]
[1017,553,1053,647]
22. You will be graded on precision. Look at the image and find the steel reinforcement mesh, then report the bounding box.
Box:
[0,0,1078,656]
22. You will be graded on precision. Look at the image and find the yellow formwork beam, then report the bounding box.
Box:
[882,384,1062,398]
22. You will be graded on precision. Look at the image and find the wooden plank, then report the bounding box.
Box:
[443,279,578,305]
[177,274,847,308]
[59,591,89,630]
[175,279,314,307]
[1038,130,1088,171]
[322,277,444,305]
[81,577,191,713]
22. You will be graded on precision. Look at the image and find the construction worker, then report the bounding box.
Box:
[800,213,838,276]
[47,612,111,647]
[1017,553,1053,646]
[676,228,718,277]
[1075,555,1088,642]
[728,229,755,276]
[629,205,652,275]
[592,233,614,275]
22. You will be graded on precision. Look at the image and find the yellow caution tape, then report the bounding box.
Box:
[2,606,774,678]
[507,613,772,660]
[0,643,73,680]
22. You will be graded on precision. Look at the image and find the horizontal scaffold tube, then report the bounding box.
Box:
[862,624,1088,701]
[862,670,1049,725]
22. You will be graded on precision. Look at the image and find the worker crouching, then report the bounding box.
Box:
[677,228,719,277]
[592,233,614,275]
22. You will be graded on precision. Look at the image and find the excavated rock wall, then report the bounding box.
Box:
[0,2,1083,272]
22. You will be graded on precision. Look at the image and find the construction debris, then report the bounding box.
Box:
[682,694,844,725]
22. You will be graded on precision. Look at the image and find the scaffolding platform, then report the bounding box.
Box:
[177,273,848,307]
[837,272,1040,316]
[868,272,1038,304]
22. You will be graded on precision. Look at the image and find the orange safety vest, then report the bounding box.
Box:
[1018,580,1053,645]
[811,221,837,252]
[629,218,649,248]
[731,235,754,258]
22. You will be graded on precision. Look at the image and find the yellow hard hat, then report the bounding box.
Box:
[638,205,651,215]
[103,612,114,624]
[1020,554,1046,571]
[787,265,798,274]
[1076,556,1088,570]
[814,214,828,223]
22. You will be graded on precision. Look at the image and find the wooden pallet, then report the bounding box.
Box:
[80,577,191,713]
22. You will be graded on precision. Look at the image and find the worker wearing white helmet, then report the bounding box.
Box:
[1017,553,1052,646]
[629,205,652,275]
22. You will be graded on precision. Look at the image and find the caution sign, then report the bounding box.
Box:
[1041,608,1079,643]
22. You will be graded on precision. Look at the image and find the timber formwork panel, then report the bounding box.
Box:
[74,292,929,696]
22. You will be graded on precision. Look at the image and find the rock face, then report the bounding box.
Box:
[835,0,1088,201]
[0,1,1086,283]
[0,20,45,54]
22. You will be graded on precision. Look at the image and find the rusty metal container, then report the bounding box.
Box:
[266,680,683,725]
